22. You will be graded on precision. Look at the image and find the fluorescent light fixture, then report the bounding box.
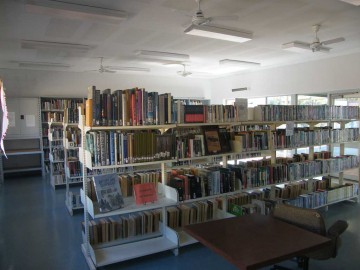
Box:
[107,66,150,72]
[184,24,252,43]
[282,41,311,52]
[21,40,92,52]
[219,59,260,67]
[26,0,127,23]
[135,50,190,62]
[13,61,71,69]
[232,87,248,92]
[340,0,360,6]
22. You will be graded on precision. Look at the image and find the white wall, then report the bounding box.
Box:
[0,68,212,99]
[210,52,360,103]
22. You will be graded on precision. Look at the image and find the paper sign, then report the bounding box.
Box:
[25,115,35,127]
[133,183,158,205]
[8,112,15,127]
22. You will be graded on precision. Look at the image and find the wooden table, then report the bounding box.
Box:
[184,214,331,270]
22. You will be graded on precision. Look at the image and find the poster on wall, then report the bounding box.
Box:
[0,79,9,157]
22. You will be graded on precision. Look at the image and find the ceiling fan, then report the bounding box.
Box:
[282,24,345,53]
[185,0,238,26]
[177,64,192,77]
[90,57,116,73]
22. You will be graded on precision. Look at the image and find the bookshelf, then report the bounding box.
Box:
[64,122,83,215]
[78,87,359,269]
[48,120,65,189]
[79,104,180,269]
[40,97,84,175]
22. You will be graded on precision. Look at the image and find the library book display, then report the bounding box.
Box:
[75,87,359,269]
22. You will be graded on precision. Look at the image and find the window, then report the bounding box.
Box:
[297,95,328,105]
[267,95,291,105]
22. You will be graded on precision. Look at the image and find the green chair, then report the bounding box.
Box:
[271,203,348,270]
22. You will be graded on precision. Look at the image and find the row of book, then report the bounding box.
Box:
[49,127,63,140]
[286,183,359,208]
[65,127,81,147]
[231,130,269,152]
[64,101,83,124]
[85,131,176,167]
[254,105,359,121]
[85,87,252,127]
[52,162,64,174]
[226,154,358,189]
[43,112,64,123]
[41,98,82,111]
[50,149,64,161]
[327,183,359,203]
[50,140,63,147]
[167,199,219,229]
[65,161,82,178]
[87,87,174,127]
[286,190,328,209]
[85,210,162,245]
[272,128,359,149]
[167,167,239,201]
[166,155,353,200]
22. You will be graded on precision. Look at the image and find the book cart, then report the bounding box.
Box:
[78,88,359,269]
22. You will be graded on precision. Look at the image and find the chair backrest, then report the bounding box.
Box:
[272,204,326,236]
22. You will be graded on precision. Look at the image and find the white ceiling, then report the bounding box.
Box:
[1,0,360,78]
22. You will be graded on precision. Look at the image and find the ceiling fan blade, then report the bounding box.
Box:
[321,37,345,46]
[318,46,331,52]
[104,69,116,73]
[211,15,239,21]
[282,41,311,51]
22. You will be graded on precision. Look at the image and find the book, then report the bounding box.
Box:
[202,126,222,155]
[133,182,158,205]
[93,173,124,212]
[184,105,205,123]
[218,127,231,153]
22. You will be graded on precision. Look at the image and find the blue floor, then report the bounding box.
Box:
[0,175,359,270]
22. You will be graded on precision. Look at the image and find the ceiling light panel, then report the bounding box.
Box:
[14,61,70,69]
[184,24,253,43]
[21,40,92,52]
[26,0,128,23]
[107,66,150,72]
[219,59,261,67]
[135,50,190,62]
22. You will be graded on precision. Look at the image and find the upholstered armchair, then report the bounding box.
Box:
[271,203,348,270]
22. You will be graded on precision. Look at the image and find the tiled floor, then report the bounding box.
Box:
[0,175,359,270]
